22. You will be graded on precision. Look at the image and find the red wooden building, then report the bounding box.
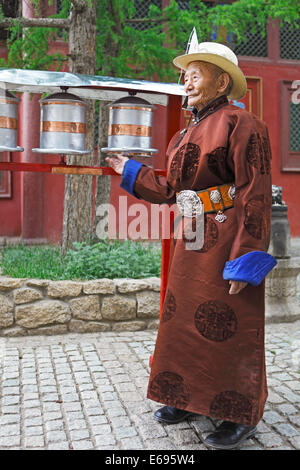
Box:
[0,1,300,244]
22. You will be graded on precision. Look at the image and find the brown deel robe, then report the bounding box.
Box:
[131,95,272,426]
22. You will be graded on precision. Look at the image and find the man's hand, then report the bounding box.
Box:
[229,280,248,295]
[106,154,129,175]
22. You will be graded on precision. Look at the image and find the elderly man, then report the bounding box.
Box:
[107,42,276,450]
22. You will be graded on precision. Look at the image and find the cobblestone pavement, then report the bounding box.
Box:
[0,320,300,451]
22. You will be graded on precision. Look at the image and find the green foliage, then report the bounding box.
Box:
[96,0,300,82]
[0,20,67,70]
[0,240,162,280]
[0,0,70,70]
[0,3,4,23]
[1,243,65,280]
[63,240,161,279]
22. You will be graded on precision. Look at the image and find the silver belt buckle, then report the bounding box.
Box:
[176,190,204,218]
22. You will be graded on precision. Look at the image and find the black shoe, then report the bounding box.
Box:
[154,406,194,424]
[203,421,257,450]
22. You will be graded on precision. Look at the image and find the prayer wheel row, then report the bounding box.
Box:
[0,90,157,157]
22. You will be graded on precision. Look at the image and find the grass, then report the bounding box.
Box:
[0,240,162,281]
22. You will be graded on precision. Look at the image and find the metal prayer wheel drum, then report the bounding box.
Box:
[32,92,90,155]
[0,91,24,152]
[101,95,158,157]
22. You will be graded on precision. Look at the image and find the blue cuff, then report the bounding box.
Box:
[120,159,143,198]
[223,251,277,286]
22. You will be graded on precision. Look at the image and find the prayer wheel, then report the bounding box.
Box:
[101,95,158,157]
[0,91,24,152]
[32,92,90,155]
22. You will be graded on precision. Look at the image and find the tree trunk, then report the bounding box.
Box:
[60,0,97,256]
[92,100,112,242]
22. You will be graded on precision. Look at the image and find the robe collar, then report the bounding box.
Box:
[192,95,229,124]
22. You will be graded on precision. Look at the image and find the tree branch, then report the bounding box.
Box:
[0,17,70,29]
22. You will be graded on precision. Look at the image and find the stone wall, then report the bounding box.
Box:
[1,264,300,337]
[0,276,161,337]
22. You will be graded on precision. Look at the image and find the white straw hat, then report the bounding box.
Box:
[173,41,247,100]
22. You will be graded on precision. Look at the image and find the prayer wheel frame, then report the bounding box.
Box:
[0,69,184,341]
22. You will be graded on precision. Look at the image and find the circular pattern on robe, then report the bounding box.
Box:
[246,132,271,175]
[194,300,237,342]
[149,371,191,408]
[244,195,265,239]
[210,391,253,423]
[170,143,200,180]
[161,289,176,323]
[183,215,218,253]
[206,147,228,179]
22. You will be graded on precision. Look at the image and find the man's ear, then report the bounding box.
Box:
[217,72,230,94]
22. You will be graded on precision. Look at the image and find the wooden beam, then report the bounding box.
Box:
[0,161,167,176]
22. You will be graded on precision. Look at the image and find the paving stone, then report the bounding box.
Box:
[48,442,70,450]
[44,412,63,421]
[288,414,300,427]
[120,436,144,450]
[110,374,131,384]
[137,424,167,440]
[60,393,80,402]
[94,434,116,447]
[262,410,285,424]
[85,406,105,416]
[277,404,298,415]
[87,415,108,426]
[0,436,21,447]
[46,430,68,442]
[0,424,20,437]
[23,393,39,401]
[45,420,65,431]
[0,414,21,425]
[70,429,90,441]
[110,416,131,428]
[114,382,137,392]
[24,426,43,436]
[272,422,300,437]
[191,416,215,433]
[255,433,283,447]
[65,411,85,422]
[72,440,94,450]
[144,438,178,450]
[114,426,138,439]
[91,424,112,436]
[62,402,82,412]
[289,436,300,449]
[24,417,43,427]
[1,396,20,406]
[267,390,286,404]
[2,386,19,395]
[167,428,200,445]
[286,380,300,391]
[24,436,44,448]
[274,386,300,403]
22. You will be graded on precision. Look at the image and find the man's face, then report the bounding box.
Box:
[184,61,220,111]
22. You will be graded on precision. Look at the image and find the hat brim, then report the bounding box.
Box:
[173,53,247,100]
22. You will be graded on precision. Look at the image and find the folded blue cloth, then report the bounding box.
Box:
[120,159,143,198]
[223,251,277,286]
